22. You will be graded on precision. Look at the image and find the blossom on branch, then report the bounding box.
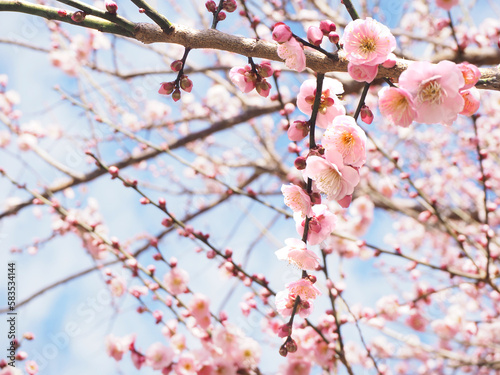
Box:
[275,238,320,270]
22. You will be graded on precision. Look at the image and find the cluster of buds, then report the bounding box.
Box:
[158,74,193,102]
[205,0,237,21]
[307,20,339,46]
[229,61,274,97]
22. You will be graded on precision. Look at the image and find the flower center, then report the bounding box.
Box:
[359,37,377,54]
[316,167,342,196]
[418,80,443,105]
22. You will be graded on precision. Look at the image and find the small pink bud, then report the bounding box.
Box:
[287,120,309,141]
[16,351,28,360]
[147,264,156,275]
[360,105,374,124]
[319,20,336,34]
[158,82,175,95]
[258,61,274,78]
[172,89,181,101]
[105,1,118,13]
[277,323,292,338]
[138,8,145,13]
[57,9,67,17]
[255,80,271,97]
[158,197,166,209]
[272,22,292,43]
[140,197,150,205]
[307,26,323,46]
[328,32,339,44]
[71,11,86,22]
[222,0,237,12]
[152,310,163,324]
[179,75,193,92]
[170,60,183,72]
[205,0,216,12]
[294,156,307,170]
[206,250,216,259]
[217,11,226,21]
[161,217,173,227]
[382,54,397,68]
[169,256,178,267]
[23,332,35,340]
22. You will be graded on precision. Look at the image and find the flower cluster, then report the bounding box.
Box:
[229,61,273,97]
[342,17,397,83]
[378,60,481,126]
[272,23,306,72]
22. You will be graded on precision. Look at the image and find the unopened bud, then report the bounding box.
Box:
[360,105,374,124]
[294,156,307,170]
[205,0,216,12]
[328,32,339,44]
[217,11,226,21]
[158,81,175,95]
[71,11,86,22]
[179,75,193,93]
[172,89,181,102]
[170,60,183,72]
[222,0,237,12]
[105,1,118,13]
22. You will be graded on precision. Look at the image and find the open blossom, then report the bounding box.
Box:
[378,86,417,127]
[275,238,320,270]
[106,334,135,361]
[189,293,211,328]
[347,62,378,83]
[145,342,174,370]
[280,359,312,375]
[163,267,189,295]
[275,279,320,318]
[399,60,464,125]
[235,337,261,368]
[322,115,367,167]
[175,352,199,374]
[436,0,459,11]
[460,88,480,116]
[281,184,312,216]
[277,37,306,72]
[294,204,336,245]
[303,149,360,203]
[457,62,481,89]
[342,17,396,66]
[297,78,345,128]
[110,276,126,297]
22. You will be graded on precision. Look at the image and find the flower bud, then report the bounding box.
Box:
[319,20,336,34]
[170,60,183,72]
[179,75,193,92]
[205,0,216,12]
[285,338,298,353]
[307,26,323,46]
[57,9,67,17]
[360,105,374,124]
[272,22,292,43]
[278,345,288,357]
[287,120,309,141]
[71,11,86,22]
[258,61,274,78]
[217,11,226,21]
[222,0,237,12]
[255,80,271,97]
[158,81,175,95]
[294,156,307,170]
[105,1,118,13]
[328,32,339,44]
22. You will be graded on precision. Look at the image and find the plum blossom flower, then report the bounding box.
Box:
[322,115,367,167]
[281,184,312,216]
[277,37,306,72]
[25,361,38,375]
[280,359,312,375]
[303,149,360,203]
[275,279,320,318]
[460,88,480,116]
[342,17,396,66]
[457,62,481,90]
[145,342,174,370]
[297,78,345,128]
[163,267,189,295]
[399,60,464,125]
[272,22,292,43]
[235,337,261,368]
[189,293,211,329]
[106,333,135,361]
[275,238,320,270]
[436,0,459,11]
[229,63,273,97]
[110,276,126,297]
[347,62,378,83]
[294,204,336,245]
[229,66,256,93]
[0,366,22,375]
[175,352,199,374]
[378,86,417,127]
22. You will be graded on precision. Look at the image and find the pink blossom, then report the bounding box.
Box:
[436,0,459,11]
[347,62,378,83]
[110,276,126,297]
[277,37,306,72]
[342,17,396,66]
[188,293,211,328]
[297,78,345,128]
[272,22,292,43]
[294,204,336,245]
[106,333,135,361]
[229,66,255,93]
[275,238,320,270]
[287,120,309,141]
[275,290,313,318]
[399,60,464,125]
[281,184,312,216]
[287,278,321,300]
[322,115,367,167]
[406,310,428,332]
[281,359,312,375]
[235,337,261,368]
[174,352,199,374]
[303,150,360,203]
[25,361,38,375]
[457,62,481,89]
[378,86,417,127]
[145,342,174,370]
[460,88,480,116]
[163,267,189,295]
